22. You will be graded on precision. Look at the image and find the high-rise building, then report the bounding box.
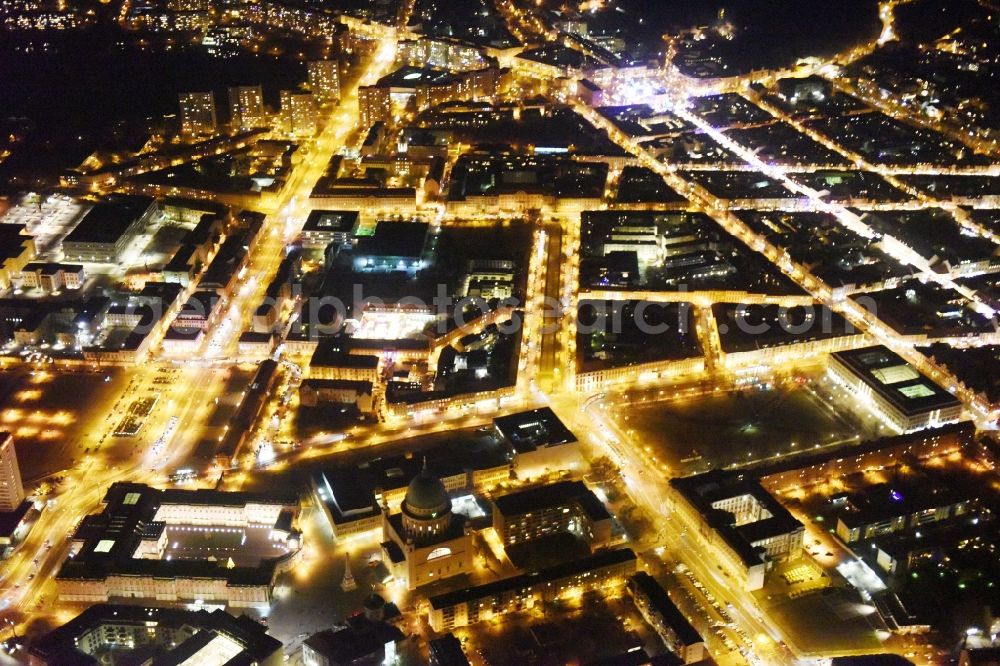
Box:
[280,90,318,137]
[0,432,24,512]
[308,60,340,105]
[178,91,217,136]
[227,85,267,131]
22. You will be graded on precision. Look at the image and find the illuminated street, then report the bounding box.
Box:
[1,0,999,665]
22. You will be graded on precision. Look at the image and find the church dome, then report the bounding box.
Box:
[402,461,451,520]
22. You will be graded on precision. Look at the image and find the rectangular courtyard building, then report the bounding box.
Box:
[29,604,283,666]
[56,482,300,608]
[828,346,963,432]
[491,480,612,550]
[669,470,804,591]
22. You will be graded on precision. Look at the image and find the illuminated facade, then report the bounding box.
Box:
[492,480,613,550]
[0,432,25,512]
[828,346,964,432]
[428,549,637,631]
[56,483,301,608]
[228,85,268,131]
[629,572,706,664]
[308,60,340,105]
[280,90,318,138]
[178,91,217,136]
[380,461,474,590]
[669,470,804,591]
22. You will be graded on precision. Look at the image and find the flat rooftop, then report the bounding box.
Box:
[303,210,359,233]
[831,345,961,416]
[374,65,459,89]
[64,195,154,245]
[493,480,610,522]
[354,220,430,259]
[670,469,802,568]
[493,407,577,453]
[630,572,702,646]
[29,604,281,666]
[429,548,636,610]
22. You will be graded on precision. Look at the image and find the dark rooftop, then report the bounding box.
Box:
[493,480,610,522]
[831,345,961,417]
[429,548,636,610]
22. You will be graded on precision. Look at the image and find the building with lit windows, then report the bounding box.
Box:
[167,0,210,9]
[308,60,340,105]
[493,408,584,479]
[178,91,217,135]
[0,431,25,512]
[669,470,804,591]
[492,480,612,550]
[55,482,301,607]
[300,210,359,250]
[380,461,475,590]
[280,90,318,137]
[828,346,963,432]
[358,66,504,126]
[311,436,511,539]
[0,224,36,291]
[629,572,706,664]
[29,604,283,666]
[397,37,489,71]
[228,85,268,130]
[833,481,976,544]
[61,195,157,264]
[427,548,637,631]
[19,262,85,292]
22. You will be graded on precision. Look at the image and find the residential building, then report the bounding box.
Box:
[491,480,612,549]
[228,85,268,130]
[179,91,217,135]
[0,432,25,512]
[629,572,706,664]
[308,60,341,105]
[428,548,637,631]
[281,90,318,137]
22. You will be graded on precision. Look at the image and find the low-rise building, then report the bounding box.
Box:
[56,482,300,608]
[62,195,157,264]
[834,481,975,544]
[492,480,612,550]
[299,379,374,414]
[29,604,283,666]
[828,346,963,432]
[0,224,36,291]
[669,470,804,591]
[19,262,85,292]
[428,548,637,631]
[493,408,584,479]
[302,614,404,666]
[628,572,705,664]
[301,210,359,250]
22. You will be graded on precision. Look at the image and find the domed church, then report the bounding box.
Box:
[381,459,475,590]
